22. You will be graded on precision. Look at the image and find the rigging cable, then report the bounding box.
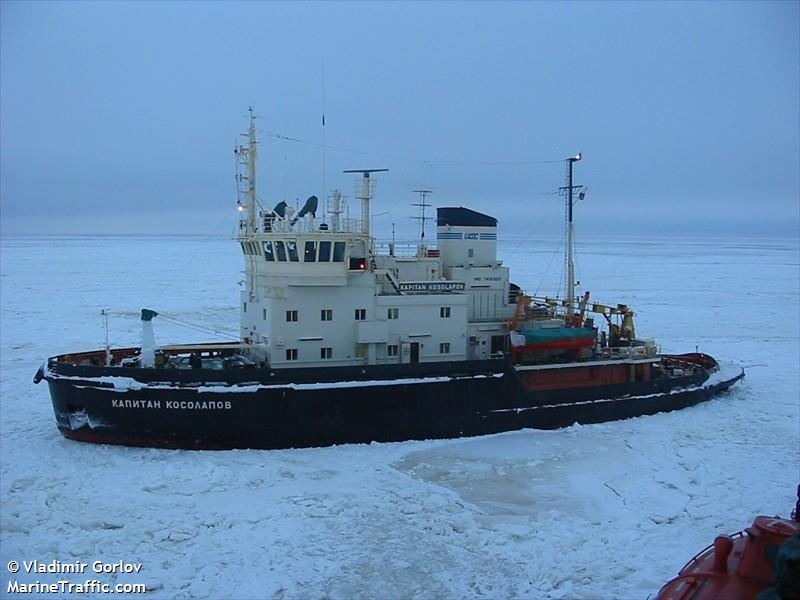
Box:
[502,190,561,260]
[258,128,564,168]
[155,312,239,340]
[534,231,567,299]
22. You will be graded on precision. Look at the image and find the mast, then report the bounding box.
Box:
[561,153,582,319]
[102,309,110,366]
[342,169,388,235]
[330,190,343,232]
[236,107,258,235]
[246,107,257,233]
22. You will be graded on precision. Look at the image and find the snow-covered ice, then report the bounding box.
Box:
[1,234,797,599]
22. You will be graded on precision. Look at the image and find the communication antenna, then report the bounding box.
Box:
[342,169,388,235]
[321,65,327,219]
[411,189,433,240]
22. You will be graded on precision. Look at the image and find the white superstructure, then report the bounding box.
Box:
[235,112,516,368]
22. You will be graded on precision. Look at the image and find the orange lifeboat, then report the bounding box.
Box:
[656,510,800,600]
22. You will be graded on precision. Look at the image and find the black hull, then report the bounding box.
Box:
[41,357,745,450]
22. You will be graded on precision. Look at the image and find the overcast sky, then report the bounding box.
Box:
[1,1,798,239]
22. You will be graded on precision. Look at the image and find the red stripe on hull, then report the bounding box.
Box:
[520,363,644,392]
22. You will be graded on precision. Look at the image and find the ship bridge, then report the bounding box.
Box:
[232,113,516,369]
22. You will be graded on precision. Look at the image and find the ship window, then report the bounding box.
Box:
[286,310,298,322]
[354,344,367,358]
[263,241,274,261]
[319,241,332,262]
[440,342,450,354]
[243,302,247,313]
[387,308,399,320]
[321,309,333,321]
[286,348,298,361]
[320,347,332,359]
[263,308,267,320]
[440,306,451,318]
[355,308,366,321]
[387,344,399,357]
[304,241,316,262]
[468,248,474,258]
[275,241,287,262]
[333,241,346,262]
[287,241,299,262]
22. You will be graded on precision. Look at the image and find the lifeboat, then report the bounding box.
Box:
[656,492,800,600]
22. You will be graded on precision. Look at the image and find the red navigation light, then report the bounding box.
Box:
[349,258,368,271]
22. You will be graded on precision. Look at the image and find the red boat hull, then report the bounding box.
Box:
[656,516,800,600]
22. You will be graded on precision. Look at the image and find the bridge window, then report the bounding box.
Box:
[387,308,399,320]
[440,342,450,354]
[287,241,299,262]
[440,307,451,318]
[304,241,316,262]
[263,241,274,261]
[333,241,346,262]
[286,310,298,322]
[286,348,298,361]
[321,309,333,321]
[275,241,287,262]
[387,344,399,357]
[320,347,332,359]
[319,241,332,262]
[355,308,366,321]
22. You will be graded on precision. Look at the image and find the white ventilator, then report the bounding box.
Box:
[140,309,158,367]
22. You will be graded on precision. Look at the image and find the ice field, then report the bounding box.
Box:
[1,234,798,599]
